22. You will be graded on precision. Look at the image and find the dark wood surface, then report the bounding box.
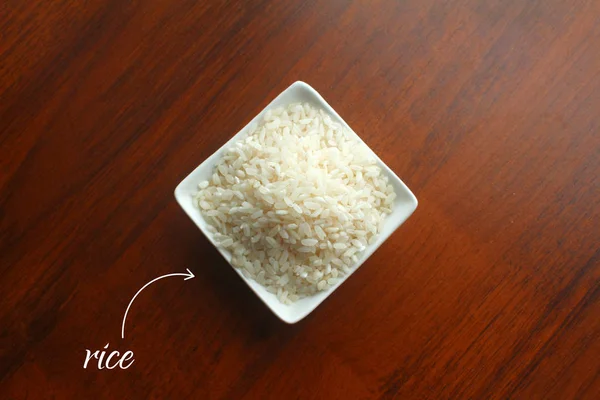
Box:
[1,0,599,398]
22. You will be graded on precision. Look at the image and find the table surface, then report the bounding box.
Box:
[1,0,599,398]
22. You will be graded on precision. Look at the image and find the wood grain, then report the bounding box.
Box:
[1,0,599,398]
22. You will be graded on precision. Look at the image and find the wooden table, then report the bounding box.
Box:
[1,0,599,398]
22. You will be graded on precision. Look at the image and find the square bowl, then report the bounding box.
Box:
[175,81,417,323]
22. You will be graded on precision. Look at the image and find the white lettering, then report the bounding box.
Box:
[83,350,99,369]
[83,344,134,370]
[119,351,135,369]
[105,351,121,369]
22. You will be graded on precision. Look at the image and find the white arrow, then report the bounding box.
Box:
[121,268,195,339]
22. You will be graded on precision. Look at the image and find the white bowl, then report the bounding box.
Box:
[174,81,417,323]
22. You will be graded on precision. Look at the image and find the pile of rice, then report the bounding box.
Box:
[195,103,396,304]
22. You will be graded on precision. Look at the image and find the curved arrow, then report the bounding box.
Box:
[121,268,195,339]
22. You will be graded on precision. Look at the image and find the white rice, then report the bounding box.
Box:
[194,103,396,304]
